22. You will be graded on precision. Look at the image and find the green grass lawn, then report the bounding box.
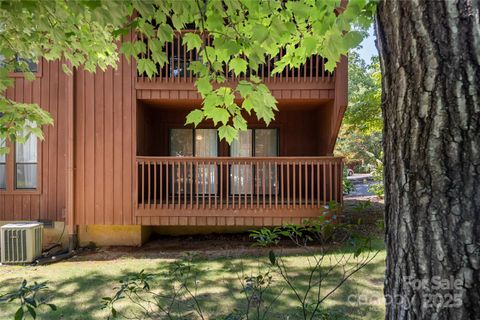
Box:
[0,241,386,319]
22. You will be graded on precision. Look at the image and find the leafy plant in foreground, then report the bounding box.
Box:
[0,280,57,320]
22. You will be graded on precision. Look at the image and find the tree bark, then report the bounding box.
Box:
[376,0,480,319]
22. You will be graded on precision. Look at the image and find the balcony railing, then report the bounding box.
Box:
[137,31,335,84]
[136,156,343,213]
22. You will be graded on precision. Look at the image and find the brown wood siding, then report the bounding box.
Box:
[73,50,137,226]
[0,60,67,222]
[2,48,347,227]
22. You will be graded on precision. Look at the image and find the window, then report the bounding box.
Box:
[0,139,6,189]
[14,56,38,73]
[169,129,218,195]
[230,129,278,195]
[15,130,38,189]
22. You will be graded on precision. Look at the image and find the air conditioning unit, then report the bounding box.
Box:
[1,223,43,264]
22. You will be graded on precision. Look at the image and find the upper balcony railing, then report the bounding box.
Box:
[136,31,335,84]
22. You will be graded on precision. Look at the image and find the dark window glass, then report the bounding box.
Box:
[0,139,5,189]
[15,130,37,189]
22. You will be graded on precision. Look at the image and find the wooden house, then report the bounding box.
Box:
[0,32,347,246]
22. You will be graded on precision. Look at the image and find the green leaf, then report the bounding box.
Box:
[218,125,237,144]
[14,307,24,320]
[182,33,202,52]
[195,78,213,97]
[210,107,230,126]
[47,304,57,311]
[230,58,248,76]
[236,81,253,99]
[268,250,276,265]
[233,115,247,131]
[157,24,173,42]
[137,59,157,78]
[185,109,204,127]
[27,305,36,319]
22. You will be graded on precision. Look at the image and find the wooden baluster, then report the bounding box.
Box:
[220,160,223,209]
[183,33,187,83]
[214,161,217,209]
[316,162,320,209]
[280,162,284,209]
[190,161,193,209]
[141,161,145,209]
[250,161,254,209]
[323,57,326,82]
[189,48,193,82]
[159,162,163,209]
[183,160,187,208]
[256,161,260,207]
[166,160,169,208]
[329,161,333,203]
[299,161,302,208]
[323,162,327,206]
[177,162,180,208]
[310,56,313,82]
[273,54,277,83]
[305,161,308,207]
[280,48,284,82]
[267,55,271,82]
[311,161,314,208]
[208,161,211,209]
[171,162,175,209]
[153,162,157,209]
[232,161,235,209]
[238,161,242,209]
[275,161,278,209]
[147,161,151,209]
[268,162,272,209]
[196,160,199,209]
[202,161,205,209]
[262,162,266,209]
[287,161,290,208]
[226,161,229,209]
[244,160,248,209]
[292,162,296,209]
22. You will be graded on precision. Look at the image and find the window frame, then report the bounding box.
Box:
[168,128,219,157]
[8,58,43,78]
[0,139,42,195]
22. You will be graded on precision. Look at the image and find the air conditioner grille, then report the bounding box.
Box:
[1,223,43,264]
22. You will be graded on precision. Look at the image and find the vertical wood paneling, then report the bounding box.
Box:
[0,59,68,222]
[73,35,136,226]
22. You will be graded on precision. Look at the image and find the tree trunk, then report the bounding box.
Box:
[376,1,480,319]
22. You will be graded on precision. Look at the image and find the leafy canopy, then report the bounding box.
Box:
[336,51,382,165]
[0,0,376,152]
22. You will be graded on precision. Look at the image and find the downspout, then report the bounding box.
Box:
[66,61,77,251]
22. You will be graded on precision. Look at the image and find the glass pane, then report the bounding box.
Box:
[255,130,278,194]
[231,130,252,157]
[196,163,217,194]
[195,129,217,157]
[16,164,37,189]
[0,164,5,189]
[231,130,253,195]
[195,130,217,194]
[170,129,193,156]
[255,129,277,156]
[0,138,5,163]
[16,133,37,163]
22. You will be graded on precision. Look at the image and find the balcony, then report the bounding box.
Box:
[135,156,343,225]
[135,31,339,99]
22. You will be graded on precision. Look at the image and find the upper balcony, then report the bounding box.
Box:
[135,31,345,101]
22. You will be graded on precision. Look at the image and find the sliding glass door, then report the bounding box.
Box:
[230,129,278,196]
[169,129,217,196]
